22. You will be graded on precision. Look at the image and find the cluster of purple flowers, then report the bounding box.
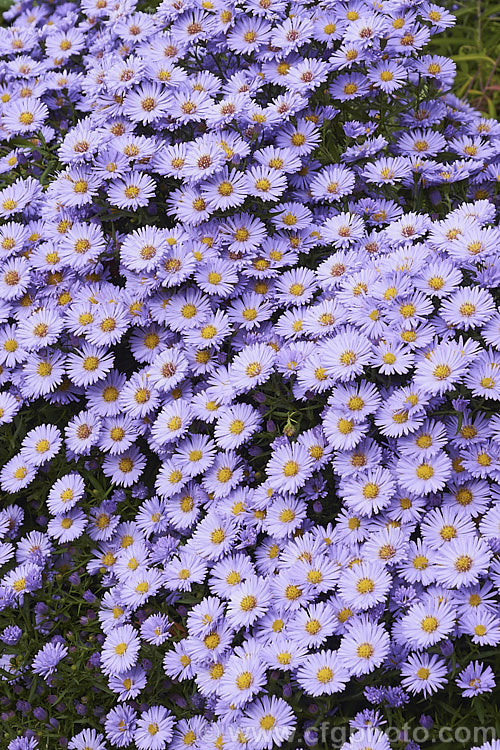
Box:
[0,0,499,746]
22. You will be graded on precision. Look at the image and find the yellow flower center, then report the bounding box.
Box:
[119,458,133,473]
[83,356,99,371]
[440,525,457,541]
[433,364,451,380]
[337,418,353,434]
[204,633,220,650]
[340,350,357,366]
[211,528,226,544]
[36,439,50,453]
[283,460,299,477]
[305,618,321,634]
[240,595,257,611]
[421,616,438,633]
[236,671,253,689]
[285,584,302,600]
[362,482,379,499]
[356,578,375,594]
[216,468,232,484]
[124,185,140,199]
[416,463,434,480]
[103,386,119,402]
[135,388,150,404]
[455,555,473,572]
[316,667,333,683]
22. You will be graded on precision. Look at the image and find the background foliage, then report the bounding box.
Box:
[428,0,500,117]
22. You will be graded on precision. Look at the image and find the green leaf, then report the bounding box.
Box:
[452,53,498,64]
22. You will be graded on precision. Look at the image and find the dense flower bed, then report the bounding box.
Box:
[0,0,499,748]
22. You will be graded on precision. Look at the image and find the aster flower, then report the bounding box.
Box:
[124,83,171,124]
[287,602,337,648]
[170,88,213,124]
[449,225,499,263]
[55,168,101,208]
[134,706,175,750]
[201,167,247,211]
[114,542,151,581]
[0,391,21,425]
[0,324,27,368]
[32,641,68,678]
[107,174,156,210]
[190,512,239,558]
[213,403,261,450]
[434,536,492,588]
[275,267,318,306]
[218,654,267,707]
[367,61,408,92]
[220,213,267,254]
[323,212,366,247]
[338,617,390,676]
[47,509,88,543]
[3,98,49,135]
[244,166,287,203]
[363,157,412,185]
[101,624,141,677]
[440,286,496,330]
[0,0,498,736]
[397,451,452,494]
[460,609,500,646]
[323,409,369,450]
[169,718,209,750]
[399,540,437,585]
[421,506,476,549]
[105,705,137,749]
[183,135,226,184]
[2,562,42,600]
[341,467,396,516]
[401,652,448,697]
[121,568,164,610]
[265,442,315,493]
[229,343,276,393]
[23,349,66,397]
[226,576,272,628]
[330,73,371,100]
[227,15,271,53]
[399,598,456,649]
[20,424,61,467]
[65,410,102,455]
[68,729,107,750]
[310,165,356,202]
[338,561,392,610]
[397,128,448,157]
[321,327,373,382]
[275,119,321,156]
[456,661,496,697]
[0,257,31,301]
[264,495,307,538]
[239,695,296,749]
[102,448,147,488]
[66,344,114,387]
[108,666,148,701]
[119,371,160,418]
[347,728,392,750]
[46,473,84,515]
[371,341,414,375]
